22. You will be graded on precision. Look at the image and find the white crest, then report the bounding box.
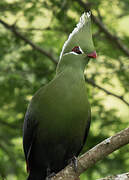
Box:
[59,12,91,60]
[86,12,91,18]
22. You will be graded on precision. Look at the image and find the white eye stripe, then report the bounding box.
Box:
[63,52,78,56]
[86,12,91,18]
[63,46,84,56]
[78,46,84,53]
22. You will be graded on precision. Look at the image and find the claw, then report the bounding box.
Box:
[70,156,78,172]
[46,172,56,180]
[46,168,55,180]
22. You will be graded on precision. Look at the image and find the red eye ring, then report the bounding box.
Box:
[72,46,82,54]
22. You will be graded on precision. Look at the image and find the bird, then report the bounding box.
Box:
[23,12,97,180]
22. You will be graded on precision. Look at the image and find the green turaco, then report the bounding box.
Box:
[23,12,97,180]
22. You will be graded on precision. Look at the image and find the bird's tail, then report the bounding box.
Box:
[27,171,46,180]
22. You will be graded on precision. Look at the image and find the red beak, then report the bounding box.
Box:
[87,51,97,58]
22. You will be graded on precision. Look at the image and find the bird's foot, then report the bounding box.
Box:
[70,156,78,172]
[46,168,55,180]
[70,157,80,180]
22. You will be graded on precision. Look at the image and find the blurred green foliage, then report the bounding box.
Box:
[0,0,129,179]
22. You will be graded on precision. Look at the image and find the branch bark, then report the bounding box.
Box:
[51,127,129,180]
[0,19,128,107]
[98,172,129,180]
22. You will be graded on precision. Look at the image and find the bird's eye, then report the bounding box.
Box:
[72,46,82,54]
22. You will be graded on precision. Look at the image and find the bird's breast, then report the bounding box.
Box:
[31,70,90,143]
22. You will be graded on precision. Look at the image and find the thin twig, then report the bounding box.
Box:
[20,27,52,31]
[85,78,129,106]
[92,16,129,57]
[19,27,68,33]
[0,19,57,64]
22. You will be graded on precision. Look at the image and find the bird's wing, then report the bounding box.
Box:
[82,111,91,146]
[76,110,91,156]
[23,110,38,172]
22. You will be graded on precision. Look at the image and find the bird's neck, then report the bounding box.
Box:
[56,56,89,76]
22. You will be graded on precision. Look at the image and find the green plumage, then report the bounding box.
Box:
[29,54,90,147]
[23,12,96,180]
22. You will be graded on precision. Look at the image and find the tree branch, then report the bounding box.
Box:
[0,19,57,64]
[75,0,129,57]
[85,78,129,106]
[0,19,128,107]
[19,27,69,34]
[19,27,52,31]
[51,127,129,180]
[92,16,129,57]
[98,172,129,180]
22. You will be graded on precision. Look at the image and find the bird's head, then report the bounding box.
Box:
[59,12,97,60]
